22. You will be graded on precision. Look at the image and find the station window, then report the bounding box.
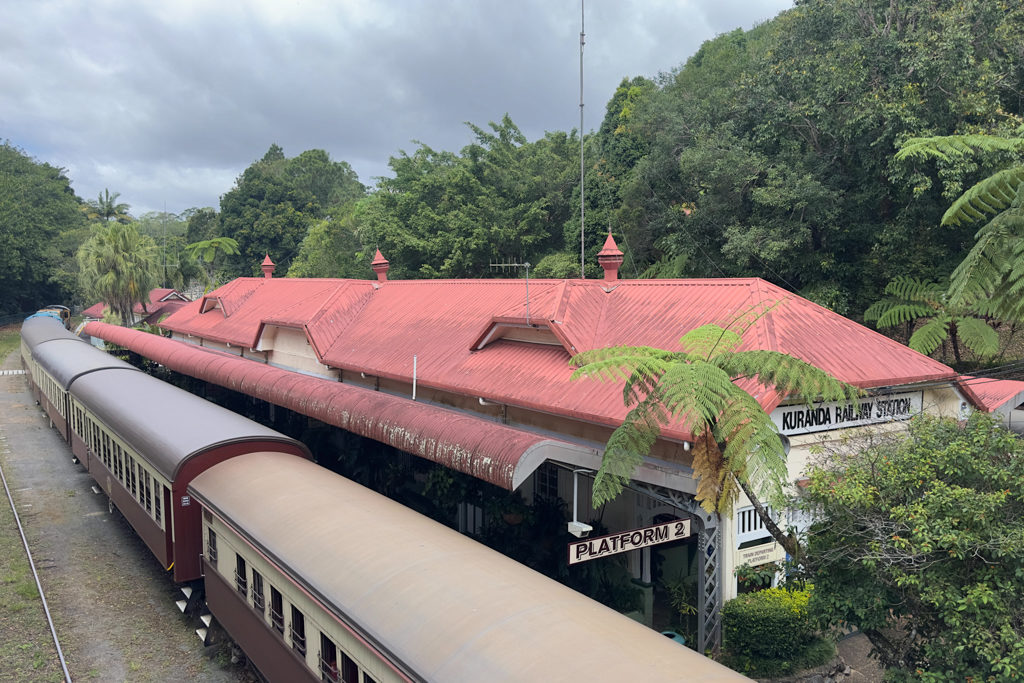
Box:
[290,606,306,657]
[235,554,247,595]
[207,529,218,564]
[319,634,339,683]
[535,463,559,502]
[270,587,284,634]
[252,570,265,614]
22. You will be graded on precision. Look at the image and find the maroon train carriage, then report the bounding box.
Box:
[31,338,140,449]
[68,368,311,582]
[20,314,90,408]
[189,453,749,683]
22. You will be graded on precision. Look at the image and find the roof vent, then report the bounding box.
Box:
[371,249,390,283]
[597,232,624,282]
[261,254,276,279]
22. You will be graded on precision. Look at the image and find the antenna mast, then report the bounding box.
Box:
[579,0,586,279]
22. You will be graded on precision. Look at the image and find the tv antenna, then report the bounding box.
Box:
[579,0,586,279]
[490,261,532,324]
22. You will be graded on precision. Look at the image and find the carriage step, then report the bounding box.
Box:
[176,600,188,613]
[196,627,209,645]
[200,614,212,627]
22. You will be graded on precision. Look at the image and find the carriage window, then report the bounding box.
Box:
[206,529,218,564]
[235,554,247,595]
[290,606,306,657]
[143,471,152,513]
[270,587,284,634]
[128,458,137,497]
[154,485,162,525]
[252,570,265,613]
[319,634,339,682]
[340,653,358,683]
[363,674,377,683]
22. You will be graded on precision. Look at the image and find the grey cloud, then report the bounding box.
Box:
[1,0,792,215]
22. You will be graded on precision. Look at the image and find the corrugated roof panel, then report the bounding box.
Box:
[157,275,963,441]
[961,376,1024,412]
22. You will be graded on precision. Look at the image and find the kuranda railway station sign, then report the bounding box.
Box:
[770,391,924,436]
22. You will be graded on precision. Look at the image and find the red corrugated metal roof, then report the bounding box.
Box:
[82,289,189,320]
[158,275,960,441]
[960,376,1024,412]
[85,322,597,489]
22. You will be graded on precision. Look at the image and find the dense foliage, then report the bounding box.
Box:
[722,587,813,661]
[800,414,1024,680]
[0,143,87,313]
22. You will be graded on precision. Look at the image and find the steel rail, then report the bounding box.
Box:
[0,436,73,683]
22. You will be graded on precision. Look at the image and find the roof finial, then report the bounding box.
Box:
[371,248,390,283]
[261,254,276,279]
[597,231,624,283]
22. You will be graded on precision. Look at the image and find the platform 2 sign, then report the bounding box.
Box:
[569,519,691,565]
[770,391,923,436]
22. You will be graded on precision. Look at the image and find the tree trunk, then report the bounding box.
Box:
[735,477,800,559]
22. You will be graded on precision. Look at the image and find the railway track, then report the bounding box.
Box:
[0,426,72,683]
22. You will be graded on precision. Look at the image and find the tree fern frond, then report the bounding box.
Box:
[870,303,939,329]
[942,167,1024,227]
[896,134,1024,163]
[882,276,945,303]
[679,324,742,360]
[908,316,952,355]
[947,223,1013,307]
[952,316,1000,358]
[657,362,734,432]
[591,398,663,507]
[569,346,674,384]
[716,350,859,403]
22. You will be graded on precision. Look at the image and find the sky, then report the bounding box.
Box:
[1,0,793,217]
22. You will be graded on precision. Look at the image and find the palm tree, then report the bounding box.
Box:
[77,222,158,325]
[864,276,999,365]
[570,314,858,557]
[84,188,132,224]
[896,133,1024,320]
[184,236,240,292]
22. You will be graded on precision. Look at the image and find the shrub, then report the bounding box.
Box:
[722,587,813,660]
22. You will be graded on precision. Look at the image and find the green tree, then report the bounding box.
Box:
[183,207,221,244]
[184,237,240,291]
[84,188,132,223]
[895,132,1024,321]
[0,142,87,313]
[288,205,367,279]
[864,276,999,364]
[570,312,858,556]
[357,116,579,278]
[77,222,158,325]
[800,413,1024,679]
[219,146,366,277]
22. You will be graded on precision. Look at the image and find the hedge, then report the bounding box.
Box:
[722,587,813,660]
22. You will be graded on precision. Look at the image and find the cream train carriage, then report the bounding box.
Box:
[190,453,748,683]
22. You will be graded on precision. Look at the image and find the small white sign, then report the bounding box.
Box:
[770,391,923,436]
[737,542,786,567]
[180,495,191,507]
[569,518,691,565]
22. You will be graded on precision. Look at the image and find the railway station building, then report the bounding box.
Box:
[84,242,1024,652]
